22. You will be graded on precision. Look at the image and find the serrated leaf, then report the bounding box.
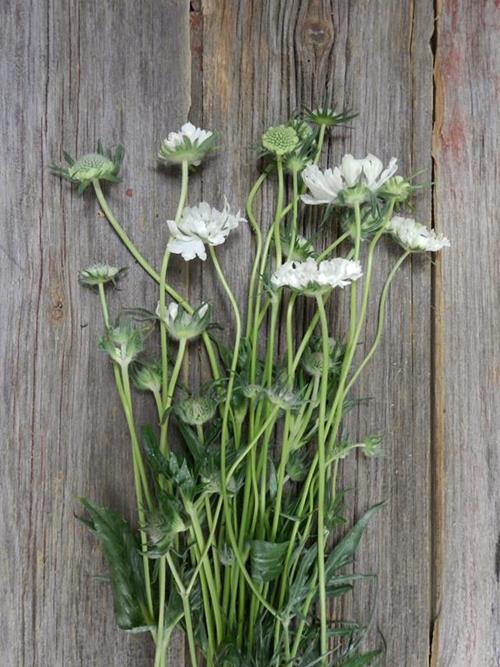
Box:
[326,501,385,578]
[141,425,170,478]
[176,420,204,462]
[250,540,289,584]
[79,498,151,632]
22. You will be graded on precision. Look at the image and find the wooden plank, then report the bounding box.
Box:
[0,1,190,665]
[431,1,500,665]
[199,1,434,665]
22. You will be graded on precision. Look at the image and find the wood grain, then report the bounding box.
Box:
[431,1,500,665]
[0,1,191,664]
[0,0,497,665]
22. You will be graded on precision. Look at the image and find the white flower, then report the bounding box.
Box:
[362,154,398,192]
[301,154,398,206]
[159,123,215,166]
[316,258,363,287]
[163,123,213,152]
[166,200,245,261]
[271,258,362,293]
[301,165,344,205]
[387,216,450,252]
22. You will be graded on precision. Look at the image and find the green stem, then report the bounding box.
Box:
[153,557,167,667]
[345,250,410,394]
[209,245,278,620]
[274,156,285,264]
[317,230,350,261]
[245,172,267,337]
[92,178,220,381]
[289,168,299,256]
[316,296,331,662]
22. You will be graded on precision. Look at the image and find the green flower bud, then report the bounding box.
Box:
[174,395,217,426]
[262,125,299,156]
[79,263,126,287]
[266,384,303,411]
[131,360,162,394]
[98,319,151,368]
[378,175,412,204]
[301,337,343,377]
[241,383,265,401]
[362,434,383,458]
[281,234,316,262]
[157,302,211,342]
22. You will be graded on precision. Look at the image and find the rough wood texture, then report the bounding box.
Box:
[0,1,497,665]
[431,1,500,665]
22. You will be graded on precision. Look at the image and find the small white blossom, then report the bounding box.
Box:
[271,258,362,293]
[159,123,215,166]
[166,200,245,261]
[387,216,450,252]
[301,154,398,206]
[163,123,213,153]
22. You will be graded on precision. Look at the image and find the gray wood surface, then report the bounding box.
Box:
[431,1,500,665]
[0,1,497,665]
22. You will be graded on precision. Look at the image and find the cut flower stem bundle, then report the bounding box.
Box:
[51,114,449,666]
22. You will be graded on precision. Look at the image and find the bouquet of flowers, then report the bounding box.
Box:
[51,108,449,666]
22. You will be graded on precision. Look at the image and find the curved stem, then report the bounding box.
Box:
[92,179,220,380]
[345,250,410,393]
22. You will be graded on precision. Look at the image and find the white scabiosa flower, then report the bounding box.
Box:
[316,258,363,288]
[166,200,245,261]
[300,165,344,205]
[387,216,450,252]
[159,122,215,166]
[271,258,362,294]
[301,154,398,206]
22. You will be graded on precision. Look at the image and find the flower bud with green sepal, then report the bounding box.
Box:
[378,175,413,204]
[158,122,216,168]
[301,336,345,378]
[131,360,163,395]
[49,141,124,194]
[79,263,127,288]
[156,302,211,342]
[174,395,218,426]
[98,318,152,369]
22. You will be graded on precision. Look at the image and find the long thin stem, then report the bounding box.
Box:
[316,295,331,662]
[92,179,220,380]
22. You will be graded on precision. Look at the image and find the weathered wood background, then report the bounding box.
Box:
[1,0,498,665]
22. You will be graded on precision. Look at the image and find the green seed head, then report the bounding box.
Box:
[175,395,217,426]
[69,153,116,182]
[262,125,299,156]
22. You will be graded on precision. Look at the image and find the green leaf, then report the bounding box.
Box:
[250,540,289,584]
[336,649,382,666]
[141,425,170,478]
[326,501,385,578]
[79,498,151,632]
[176,420,204,462]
